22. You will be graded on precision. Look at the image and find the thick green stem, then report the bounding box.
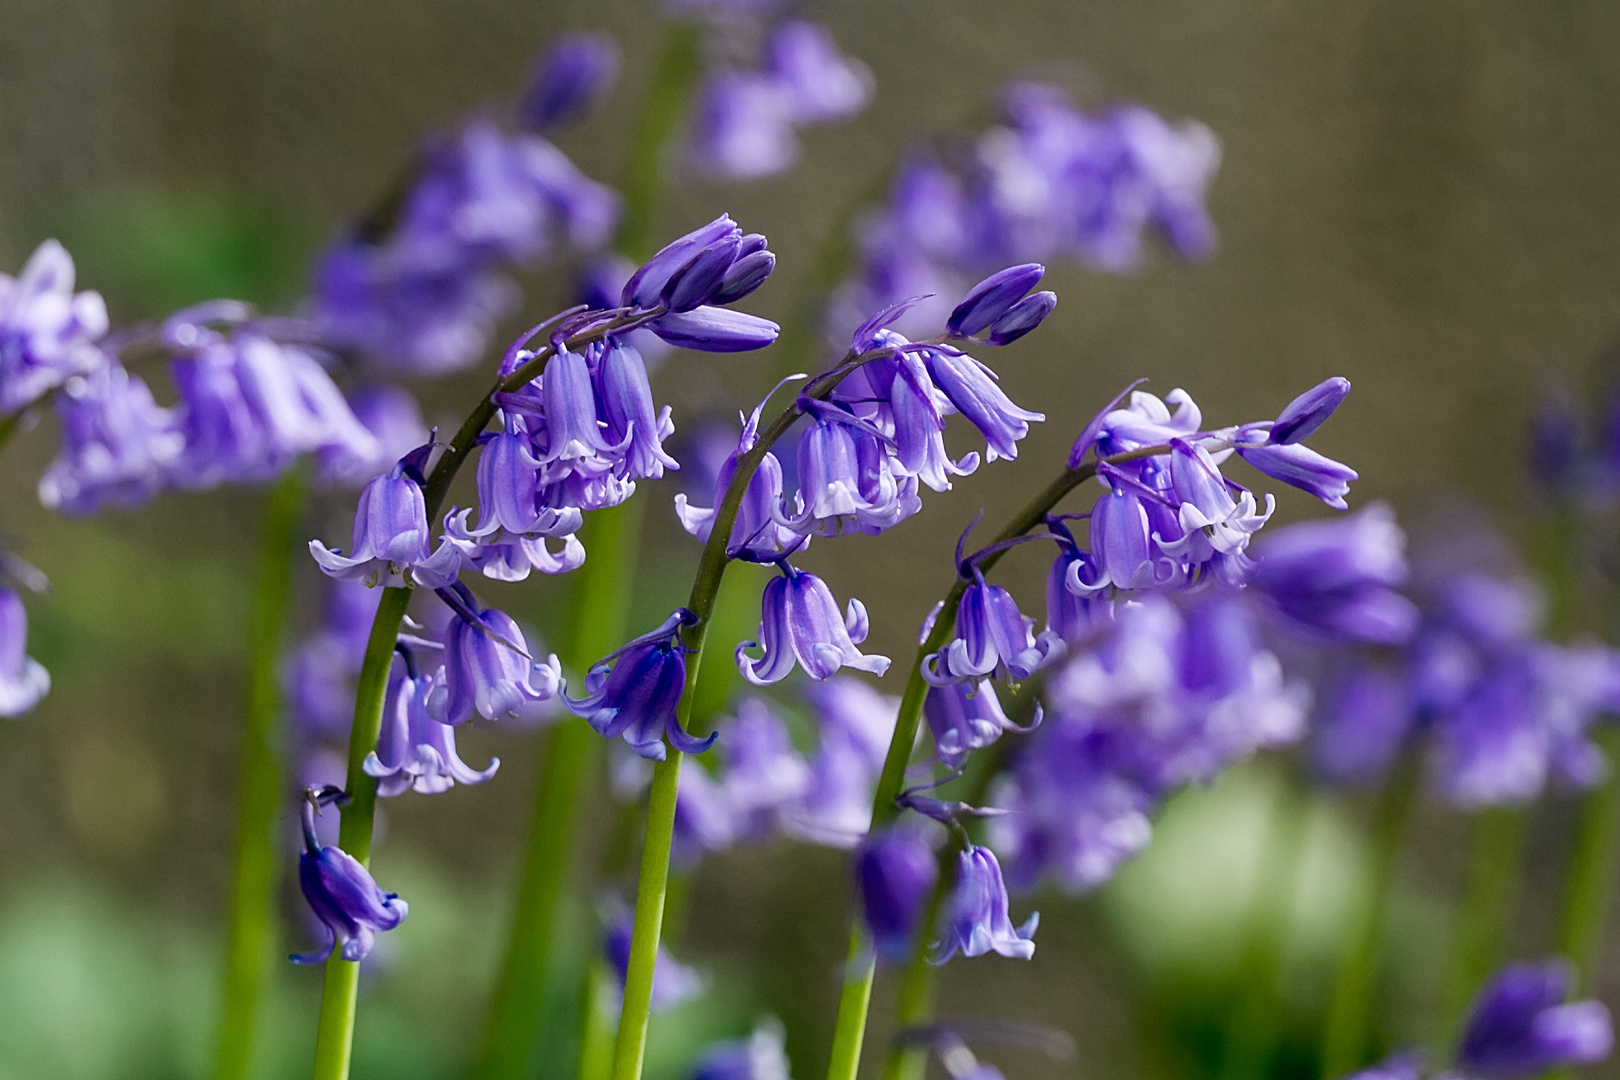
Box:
[1443,807,1529,1039]
[1320,752,1422,1080]
[310,584,413,1080]
[1559,728,1620,991]
[473,502,646,1080]
[578,961,620,1080]
[213,467,309,1080]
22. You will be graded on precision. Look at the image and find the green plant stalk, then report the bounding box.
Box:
[822,453,1163,1080]
[1319,751,1423,1080]
[579,961,620,1080]
[213,466,309,1080]
[1443,806,1529,1040]
[1559,728,1620,991]
[310,583,413,1080]
[473,501,646,1080]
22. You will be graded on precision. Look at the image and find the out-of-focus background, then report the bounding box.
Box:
[3,2,1620,1078]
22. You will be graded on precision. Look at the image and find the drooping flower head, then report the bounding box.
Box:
[736,561,890,685]
[855,826,939,963]
[932,845,1037,964]
[291,788,408,964]
[365,644,500,795]
[925,678,1037,769]
[0,239,109,415]
[566,609,716,761]
[309,459,435,587]
[426,586,562,726]
[37,362,181,516]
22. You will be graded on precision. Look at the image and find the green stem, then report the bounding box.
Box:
[1319,751,1422,1080]
[309,584,413,1080]
[213,466,309,1080]
[822,461,1108,1080]
[578,961,620,1080]
[1443,806,1529,1039]
[1559,728,1620,991]
[473,502,646,1080]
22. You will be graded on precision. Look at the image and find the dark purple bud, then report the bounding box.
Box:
[855,827,938,963]
[1269,376,1351,445]
[736,232,768,258]
[1236,442,1358,510]
[521,32,620,130]
[291,794,408,964]
[565,609,715,761]
[710,249,776,306]
[986,291,1057,347]
[1457,960,1613,1078]
[948,264,1045,338]
[649,307,780,353]
[622,215,740,308]
[662,236,742,313]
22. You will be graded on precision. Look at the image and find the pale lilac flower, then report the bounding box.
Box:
[933,845,1037,963]
[38,363,181,515]
[690,71,798,181]
[309,464,434,587]
[0,240,108,415]
[736,564,890,684]
[766,20,872,123]
[426,593,562,725]
[721,697,812,837]
[924,571,1062,686]
[0,588,49,718]
[364,651,499,795]
[925,679,1035,768]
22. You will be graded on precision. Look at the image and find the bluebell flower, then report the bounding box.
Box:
[535,344,628,476]
[855,827,938,963]
[923,347,1044,463]
[291,791,408,964]
[623,216,743,308]
[566,609,716,761]
[594,339,679,479]
[285,578,383,738]
[779,402,921,536]
[1312,664,1414,786]
[647,305,781,352]
[1249,502,1418,645]
[38,362,182,515]
[472,421,585,538]
[521,32,620,130]
[309,463,435,587]
[0,587,49,718]
[948,264,1046,338]
[1235,441,1357,510]
[1268,376,1351,445]
[986,292,1057,347]
[720,697,811,838]
[933,845,1037,963]
[365,650,499,796]
[767,21,871,124]
[1456,960,1613,1078]
[689,1020,793,1080]
[603,905,705,1011]
[924,570,1062,686]
[675,395,804,560]
[673,761,738,867]
[426,594,562,725]
[1044,524,1113,642]
[689,72,798,181]
[441,509,585,582]
[925,679,1036,768]
[0,239,108,415]
[737,563,890,684]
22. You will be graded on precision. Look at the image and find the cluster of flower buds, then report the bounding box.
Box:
[1312,542,1620,807]
[830,82,1221,342]
[684,11,872,181]
[311,37,623,376]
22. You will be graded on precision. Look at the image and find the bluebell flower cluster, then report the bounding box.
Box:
[830,82,1221,341]
[681,7,872,181]
[1305,524,1620,806]
[310,50,621,376]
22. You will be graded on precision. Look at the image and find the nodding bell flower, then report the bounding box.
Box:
[442,508,585,582]
[924,568,1062,687]
[736,563,890,685]
[594,339,679,480]
[790,677,898,846]
[603,904,705,1011]
[925,678,1037,769]
[923,347,1044,462]
[309,460,436,587]
[720,698,812,838]
[426,589,562,725]
[535,344,628,475]
[1456,960,1613,1078]
[855,826,939,962]
[0,587,49,718]
[933,845,1038,964]
[38,362,182,516]
[675,393,804,560]
[1044,523,1113,642]
[1154,438,1274,567]
[1235,441,1358,511]
[521,32,620,131]
[566,609,716,761]
[364,647,499,796]
[291,789,408,964]
[778,401,921,537]
[689,1020,794,1080]
[0,239,109,415]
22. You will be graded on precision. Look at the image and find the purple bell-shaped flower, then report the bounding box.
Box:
[566,609,716,761]
[932,845,1038,963]
[364,649,499,796]
[426,592,562,725]
[855,826,939,963]
[309,462,436,587]
[924,570,1062,686]
[925,678,1037,768]
[736,564,890,685]
[291,790,408,964]
[1456,959,1613,1078]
